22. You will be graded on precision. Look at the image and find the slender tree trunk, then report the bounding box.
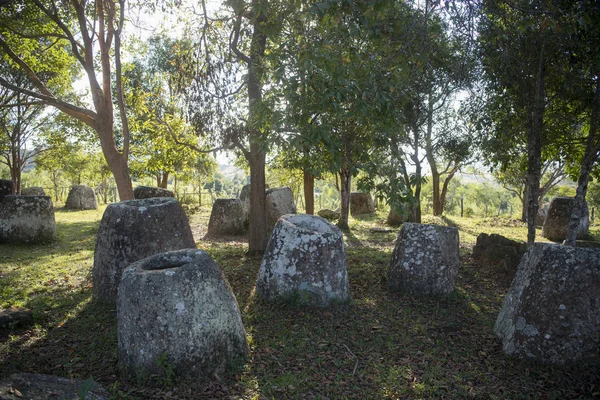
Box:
[414,161,422,223]
[52,171,59,201]
[564,79,600,246]
[425,92,442,216]
[439,168,458,215]
[303,169,315,215]
[526,43,546,246]
[521,187,528,222]
[160,172,169,188]
[338,168,351,231]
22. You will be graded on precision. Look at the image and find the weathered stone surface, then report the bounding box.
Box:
[472,233,527,270]
[0,180,12,202]
[0,195,56,244]
[265,187,296,233]
[387,208,410,226]
[256,214,349,306]
[388,223,460,295]
[0,308,33,329]
[118,249,248,381]
[536,204,549,227]
[133,185,174,199]
[576,240,600,249]
[317,208,340,221]
[21,187,46,196]
[542,197,589,242]
[494,243,600,364]
[350,192,375,216]
[0,373,109,400]
[207,198,246,236]
[239,183,251,203]
[65,185,97,210]
[92,198,195,303]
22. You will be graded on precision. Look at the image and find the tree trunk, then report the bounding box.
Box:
[414,161,422,223]
[338,168,351,231]
[160,172,169,188]
[526,42,546,246]
[303,169,315,215]
[247,142,267,254]
[564,79,600,246]
[521,186,528,222]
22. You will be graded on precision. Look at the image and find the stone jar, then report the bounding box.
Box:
[0,195,56,244]
[494,243,600,364]
[256,214,349,306]
[265,187,297,234]
[388,222,460,295]
[133,186,174,199]
[350,192,375,216]
[118,249,248,382]
[65,185,98,210]
[542,197,589,242]
[92,197,195,303]
[207,198,246,236]
[21,186,46,196]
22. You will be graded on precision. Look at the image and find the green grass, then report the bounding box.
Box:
[1,207,599,399]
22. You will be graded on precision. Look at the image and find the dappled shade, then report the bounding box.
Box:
[495,243,600,364]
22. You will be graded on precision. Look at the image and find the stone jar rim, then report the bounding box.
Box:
[113,197,178,209]
[279,214,340,237]
[125,249,207,274]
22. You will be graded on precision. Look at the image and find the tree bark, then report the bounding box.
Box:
[160,172,169,188]
[248,142,267,254]
[303,169,315,215]
[338,168,351,231]
[525,43,546,246]
[564,79,600,246]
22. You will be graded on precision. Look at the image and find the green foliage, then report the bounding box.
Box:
[155,352,176,388]
[77,377,95,400]
[124,35,216,185]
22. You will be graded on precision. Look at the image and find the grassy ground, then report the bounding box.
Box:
[1,207,599,399]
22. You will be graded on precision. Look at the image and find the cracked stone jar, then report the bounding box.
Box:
[92,197,195,303]
[117,249,248,382]
[256,214,349,306]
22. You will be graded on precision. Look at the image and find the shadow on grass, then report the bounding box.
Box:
[0,296,118,384]
[240,246,600,399]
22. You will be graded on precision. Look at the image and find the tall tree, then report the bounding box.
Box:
[188,0,293,253]
[123,35,214,189]
[479,0,569,244]
[0,0,134,200]
[0,83,49,194]
[562,1,600,245]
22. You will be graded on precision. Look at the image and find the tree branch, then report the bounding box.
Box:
[230,15,251,64]
[0,76,98,128]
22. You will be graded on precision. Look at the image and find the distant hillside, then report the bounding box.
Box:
[219,164,247,181]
